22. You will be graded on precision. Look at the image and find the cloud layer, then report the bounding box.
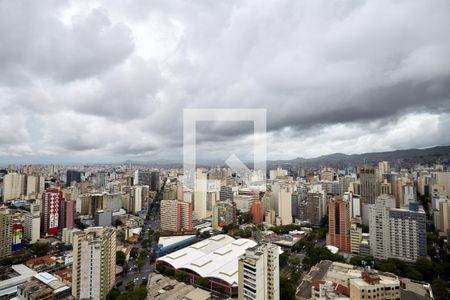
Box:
[1,0,450,163]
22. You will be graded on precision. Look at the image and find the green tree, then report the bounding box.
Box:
[106,288,120,300]
[405,269,423,281]
[137,258,145,270]
[175,271,188,282]
[280,276,296,300]
[289,257,301,266]
[32,242,51,257]
[432,278,449,300]
[130,247,139,259]
[279,252,290,266]
[415,258,435,279]
[116,251,126,266]
[133,286,147,299]
[126,280,135,291]
[195,277,209,288]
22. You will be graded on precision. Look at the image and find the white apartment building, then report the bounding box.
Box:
[23,203,41,244]
[368,195,395,260]
[238,243,279,300]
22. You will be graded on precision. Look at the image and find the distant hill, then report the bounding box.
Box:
[268,145,450,170]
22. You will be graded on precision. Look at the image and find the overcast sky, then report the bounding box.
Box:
[1,0,450,164]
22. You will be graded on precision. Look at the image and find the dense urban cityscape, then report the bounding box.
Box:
[1,0,450,299]
[0,152,450,299]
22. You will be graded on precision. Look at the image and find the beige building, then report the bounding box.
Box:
[194,169,208,220]
[160,200,192,232]
[323,262,400,300]
[439,199,450,235]
[72,227,116,300]
[0,207,12,259]
[350,224,362,255]
[3,173,25,202]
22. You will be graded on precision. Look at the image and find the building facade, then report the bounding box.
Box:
[41,189,64,236]
[238,243,279,300]
[328,196,351,253]
[72,227,116,300]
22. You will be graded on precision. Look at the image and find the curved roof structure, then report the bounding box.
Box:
[157,234,257,286]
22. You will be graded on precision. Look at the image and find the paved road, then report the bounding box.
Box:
[117,186,164,291]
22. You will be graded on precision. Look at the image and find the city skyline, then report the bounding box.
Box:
[1,0,450,163]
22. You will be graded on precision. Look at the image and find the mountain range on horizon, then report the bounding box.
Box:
[120,145,450,169]
[268,145,450,170]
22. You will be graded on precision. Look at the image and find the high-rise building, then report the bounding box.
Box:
[238,243,279,300]
[359,166,379,205]
[328,196,351,253]
[439,199,450,235]
[250,200,263,224]
[0,207,12,259]
[72,227,116,300]
[194,169,208,220]
[306,192,326,226]
[368,194,395,260]
[3,173,24,201]
[291,192,299,219]
[95,171,108,187]
[378,161,390,180]
[41,189,64,235]
[24,203,41,244]
[160,200,192,232]
[11,222,23,252]
[66,170,81,185]
[150,170,160,191]
[64,200,75,229]
[132,185,143,213]
[220,186,234,202]
[278,184,292,225]
[369,195,425,261]
[212,201,236,229]
[350,223,363,255]
[389,203,427,262]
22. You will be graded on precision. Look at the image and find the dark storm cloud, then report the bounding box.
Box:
[0,0,450,162]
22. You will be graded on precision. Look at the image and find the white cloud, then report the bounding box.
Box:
[0,0,449,163]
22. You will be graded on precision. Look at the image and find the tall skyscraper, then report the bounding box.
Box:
[439,198,450,235]
[306,192,326,226]
[41,189,64,235]
[368,195,425,261]
[389,203,427,262]
[212,201,236,229]
[238,243,279,300]
[24,203,41,244]
[150,170,160,191]
[66,170,81,185]
[250,200,263,224]
[72,227,116,300]
[328,196,351,253]
[160,200,192,232]
[194,169,208,220]
[220,185,234,202]
[0,207,12,259]
[360,166,379,205]
[368,194,395,260]
[278,184,292,225]
[3,173,24,201]
[378,161,390,180]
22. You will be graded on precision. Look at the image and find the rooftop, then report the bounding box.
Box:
[157,234,257,286]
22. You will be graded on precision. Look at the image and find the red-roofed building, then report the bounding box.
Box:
[55,267,72,285]
[26,255,56,270]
